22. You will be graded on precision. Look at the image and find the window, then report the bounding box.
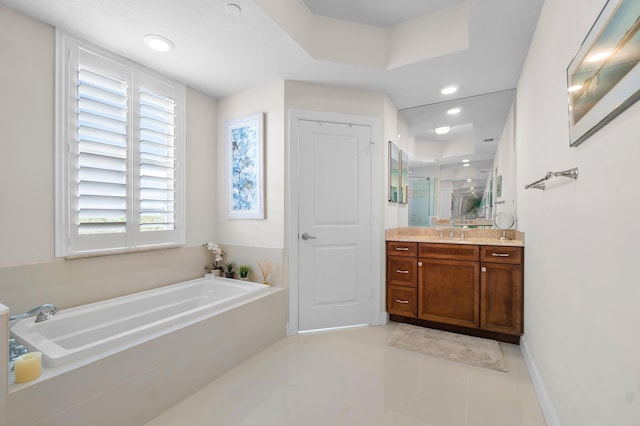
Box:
[56,32,185,257]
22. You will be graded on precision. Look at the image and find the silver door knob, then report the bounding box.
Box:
[301,233,317,240]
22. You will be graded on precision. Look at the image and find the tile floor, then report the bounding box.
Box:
[146,323,547,426]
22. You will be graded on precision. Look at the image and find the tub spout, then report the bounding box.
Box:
[10,304,58,323]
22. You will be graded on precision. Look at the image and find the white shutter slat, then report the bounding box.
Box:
[78,126,126,148]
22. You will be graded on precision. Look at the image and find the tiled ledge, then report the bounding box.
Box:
[386,227,524,247]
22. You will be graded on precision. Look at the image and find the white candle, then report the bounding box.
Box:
[14,352,42,383]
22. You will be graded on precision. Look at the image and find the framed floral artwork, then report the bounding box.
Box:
[225,113,265,219]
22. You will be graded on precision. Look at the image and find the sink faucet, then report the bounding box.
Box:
[449,220,454,239]
[9,304,58,323]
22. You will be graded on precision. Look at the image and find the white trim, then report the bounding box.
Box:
[520,336,562,426]
[287,109,383,335]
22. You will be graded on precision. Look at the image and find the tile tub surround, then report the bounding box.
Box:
[0,244,210,316]
[7,288,286,426]
[386,227,524,247]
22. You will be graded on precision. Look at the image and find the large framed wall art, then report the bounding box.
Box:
[567,0,640,146]
[225,113,265,219]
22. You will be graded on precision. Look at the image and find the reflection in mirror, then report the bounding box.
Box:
[398,89,517,228]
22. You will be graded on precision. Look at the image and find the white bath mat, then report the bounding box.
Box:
[386,323,508,372]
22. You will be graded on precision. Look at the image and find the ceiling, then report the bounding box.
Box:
[303,0,463,28]
[1,0,544,194]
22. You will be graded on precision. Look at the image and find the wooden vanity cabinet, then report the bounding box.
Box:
[418,244,480,329]
[386,241,524,343]
[386,242,418,317]
[480,246,524,335]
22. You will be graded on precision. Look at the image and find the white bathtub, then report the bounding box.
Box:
[10,277,270,367]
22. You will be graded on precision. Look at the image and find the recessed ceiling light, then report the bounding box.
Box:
[435,126,451,135]
[568,84,583,92]
[447,107,461,115]
[470,187,475,190]
[440,85,458,95]
[463,163,470,167]
[226,3,242,14]
[466,179,473,182]
[587,51,611,63]
[461,159,470,163]
[144,34,174,52]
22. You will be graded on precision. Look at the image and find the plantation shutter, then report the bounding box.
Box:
[56,33,185,257]
[139,89,176,232]
[76,67,129,235]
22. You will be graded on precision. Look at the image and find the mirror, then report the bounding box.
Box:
[494,211,515,240]
[398,89,517,228]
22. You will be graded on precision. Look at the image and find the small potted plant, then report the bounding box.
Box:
[238,265,250,281]
[223,262,235,279]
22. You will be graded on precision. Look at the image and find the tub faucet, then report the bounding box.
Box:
[9,304,58,323]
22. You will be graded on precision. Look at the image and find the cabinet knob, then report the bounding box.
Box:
[481,267,487,272]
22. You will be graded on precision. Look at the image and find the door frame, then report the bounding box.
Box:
[287,109,384,335]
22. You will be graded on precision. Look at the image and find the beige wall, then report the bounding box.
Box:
[213,81,286,285]
[0,6,218,313]
[215,80,286,248]
[517,0,640,424]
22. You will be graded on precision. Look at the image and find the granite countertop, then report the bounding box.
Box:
[386,227,524,247]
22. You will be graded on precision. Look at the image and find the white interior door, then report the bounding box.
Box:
[297,119,373,331]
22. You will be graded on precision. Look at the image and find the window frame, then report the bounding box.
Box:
[55,31,186,257]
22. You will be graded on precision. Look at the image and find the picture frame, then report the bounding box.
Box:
[225,113,265,219]
[567,0,640,147]
[399,150,409,204]
[388,142,400,203]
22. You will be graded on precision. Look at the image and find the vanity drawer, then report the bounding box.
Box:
[480,246,523,264]
[387,241,418,257]
[387,256,417,287]
[418,243,479,262]
[387,285,417,317]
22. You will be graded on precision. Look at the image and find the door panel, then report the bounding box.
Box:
[298,120,372,331]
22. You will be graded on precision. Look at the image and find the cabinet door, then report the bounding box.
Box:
[481,263,523,335]
[418,258,480,328]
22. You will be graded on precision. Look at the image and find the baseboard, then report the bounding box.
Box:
[520,336,562,426]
